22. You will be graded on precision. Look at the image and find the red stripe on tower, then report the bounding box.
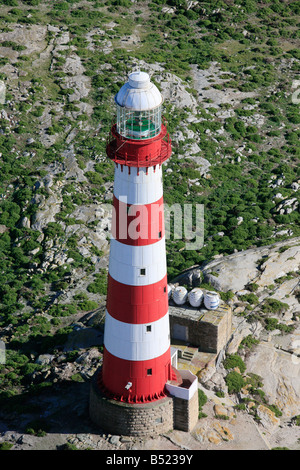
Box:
[99,71,176,403]
[112,195,165,246]
[106,274,168,324]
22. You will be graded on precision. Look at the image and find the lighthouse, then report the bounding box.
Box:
[89,71,198,436]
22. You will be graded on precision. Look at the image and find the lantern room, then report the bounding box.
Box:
[115,71,163,140]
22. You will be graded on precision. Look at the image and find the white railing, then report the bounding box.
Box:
[166,369,198,400]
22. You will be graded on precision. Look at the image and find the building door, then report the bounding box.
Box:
[172,323,188,342]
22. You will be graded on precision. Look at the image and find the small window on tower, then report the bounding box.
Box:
[140,268,146,276]
[164,286,167,293]
[158,231,162,238]
[147,368,152,376]
[146,325,151,332]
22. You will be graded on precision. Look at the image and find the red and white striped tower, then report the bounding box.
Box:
[96,71,179,404]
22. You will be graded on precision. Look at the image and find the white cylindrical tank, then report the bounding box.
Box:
[172,286,188,305]
[204,291,220,310]
[188,288,204,308]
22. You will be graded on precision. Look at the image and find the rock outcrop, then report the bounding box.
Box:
[245,342,300,418]
[174,237,300,295]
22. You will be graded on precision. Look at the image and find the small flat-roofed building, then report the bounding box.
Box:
[169,301,232,356]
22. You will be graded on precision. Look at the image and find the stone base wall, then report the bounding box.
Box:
[172,390,199,432]
[89,372,174,437]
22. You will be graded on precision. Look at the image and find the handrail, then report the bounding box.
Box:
[106,123,172,168]
[106,139,171,168]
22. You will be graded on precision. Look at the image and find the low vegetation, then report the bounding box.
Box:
[198,388,208,419]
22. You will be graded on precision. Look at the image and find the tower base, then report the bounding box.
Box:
[89,369,173,437]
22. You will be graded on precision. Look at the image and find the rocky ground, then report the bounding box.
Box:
[1,378,299,451]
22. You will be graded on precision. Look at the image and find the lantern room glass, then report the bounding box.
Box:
[116,104,162,140]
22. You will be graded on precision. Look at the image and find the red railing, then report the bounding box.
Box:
[106,121,172,168]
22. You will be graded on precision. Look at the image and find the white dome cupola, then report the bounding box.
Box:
[115,71,163,110]
[115,71,163,140]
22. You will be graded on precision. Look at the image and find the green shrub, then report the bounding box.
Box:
[264,318,294,333]
[234,403,246,411]
[223,354,246,374]
[21,362,43,376]
[220,291,234,302]
[53,1,69,9]
[44,222,64,239]
[215,414,229,420]
[87,271,107,295]
[225,371,246,394]
[48,304,77,317]
[71,373,85,382]
[267,404,282,418]
[112,0,132,6]
[85,171,104,186]
[0,442,14,450]
[292,415,300,426]
[197,388,207,418]
[271,447,290,450]
[247,283,259,292]
[240,293,259,305]
[22,0,40,4]
[264,317,279,331]
[249,387,266,401]
[261,298,289,314]
[25,419,49,436]
[57,442,79,450]
[239,335,259,350]
[78,300,98,311]
[198,388,207,408]
[73,292,88,301]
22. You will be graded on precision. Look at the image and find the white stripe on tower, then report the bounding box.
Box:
[108,236,167,286]
[104,310,170,361]
[114,164,163,205]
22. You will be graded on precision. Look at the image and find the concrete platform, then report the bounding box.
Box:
[171,340,217,376]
